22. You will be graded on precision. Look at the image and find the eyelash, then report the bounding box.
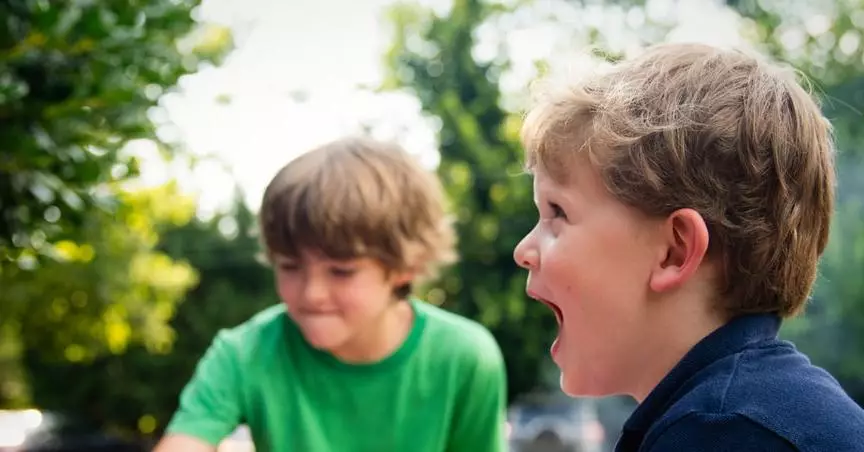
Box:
[549,202,567,220]
[278,263,298,272]
[330,268,356,278]
[278,264,356,278]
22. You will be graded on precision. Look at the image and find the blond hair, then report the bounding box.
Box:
[259,136,457,289]
[521,43,836,317]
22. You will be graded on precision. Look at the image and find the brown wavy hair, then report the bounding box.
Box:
[259,136,458,288]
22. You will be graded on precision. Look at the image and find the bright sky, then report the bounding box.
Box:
[132,0,743,218]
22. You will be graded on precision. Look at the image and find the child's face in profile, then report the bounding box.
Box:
[272,249,411,358]
[514,157,661,397]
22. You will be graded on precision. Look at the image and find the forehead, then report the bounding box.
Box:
[532,168,564,201]
[531,155,600,201]
[272,250,390,269]
[272,249,350,263]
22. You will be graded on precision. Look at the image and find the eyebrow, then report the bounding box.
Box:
[272,253,299,262]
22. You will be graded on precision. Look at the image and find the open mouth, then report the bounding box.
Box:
[535,297,563,325]
[528,292,564,357]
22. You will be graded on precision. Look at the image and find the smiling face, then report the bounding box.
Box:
[513,157,664,397]
[273,249,413,358]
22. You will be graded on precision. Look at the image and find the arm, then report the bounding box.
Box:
[154,330,245,452]
[446,337,508,452]
[646,412,798,451]
[153,434,216,452]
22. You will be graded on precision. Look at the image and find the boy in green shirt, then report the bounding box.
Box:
[154,137,508,452]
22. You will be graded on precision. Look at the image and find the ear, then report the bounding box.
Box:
[389,269,415,287]
[649,208,710,293]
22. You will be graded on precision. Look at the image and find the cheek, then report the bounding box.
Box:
[355,280,400,316]
[275,277,303,312]
[547,223,650,328]
[332,277,384,312]
[274,273,294,297]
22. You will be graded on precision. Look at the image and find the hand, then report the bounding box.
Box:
[152,434,217,452]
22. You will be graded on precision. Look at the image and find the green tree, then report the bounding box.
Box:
[385,0,555,402]
[19,193,279,438]
[0,0,233,416]
[1,183,199,409]
[143,194,278,435]
[0,0,232,264]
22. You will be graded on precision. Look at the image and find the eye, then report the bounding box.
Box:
[278,262,300,272]
[330,267,357,278]
[549,202,567,220]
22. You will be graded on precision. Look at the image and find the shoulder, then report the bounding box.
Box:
[646,412,796,451]
[163,310,290,446]
[726,341,864,449]
[210,304,289,362]
[417,301,502,355]
[655,340,864,450]
[414,300,504,372]
[224,304,287,337]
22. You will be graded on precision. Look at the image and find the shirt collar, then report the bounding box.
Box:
[618,313,782,447]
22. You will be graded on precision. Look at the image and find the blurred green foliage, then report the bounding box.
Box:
[0,0,232,263]
[0,0,233,433]
[21,196,276,437]
[385,0,556,403]
[1,183,200,410]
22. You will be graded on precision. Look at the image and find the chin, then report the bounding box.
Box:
[301,330,347,351]
[560,371,611,398]
[560,376,586,397]
[302,337,333,350]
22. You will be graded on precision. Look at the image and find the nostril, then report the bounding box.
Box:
[518,249,539,269]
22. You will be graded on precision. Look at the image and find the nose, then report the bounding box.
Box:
[514,230,540,270]
[302,274,328,306]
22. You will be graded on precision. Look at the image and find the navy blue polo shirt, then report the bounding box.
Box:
[616,314,864,451]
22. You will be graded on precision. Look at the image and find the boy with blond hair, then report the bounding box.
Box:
[514,43,864,450]
[155,136,507,452]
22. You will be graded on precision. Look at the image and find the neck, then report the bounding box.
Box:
[330,299,415,364]
[629,293,727,403]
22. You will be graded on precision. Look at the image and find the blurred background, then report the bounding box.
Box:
[1,0,863,451]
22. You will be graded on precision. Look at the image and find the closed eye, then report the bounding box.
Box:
[330,267,356,278]
[278,262,300,272]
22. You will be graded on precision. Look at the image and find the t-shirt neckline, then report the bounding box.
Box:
[293,298,428,374]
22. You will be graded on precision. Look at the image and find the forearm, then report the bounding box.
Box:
[153,433,217,452]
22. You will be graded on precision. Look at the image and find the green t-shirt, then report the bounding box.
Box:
[165,299,508,452]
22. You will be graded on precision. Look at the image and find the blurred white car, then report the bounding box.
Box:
[0,409,43,451]
[507,396,605,452]
[0,409,146,451]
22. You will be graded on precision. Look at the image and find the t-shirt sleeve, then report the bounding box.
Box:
[164,330,245,446]
[446,333,508,452]
[646,412,797,451]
